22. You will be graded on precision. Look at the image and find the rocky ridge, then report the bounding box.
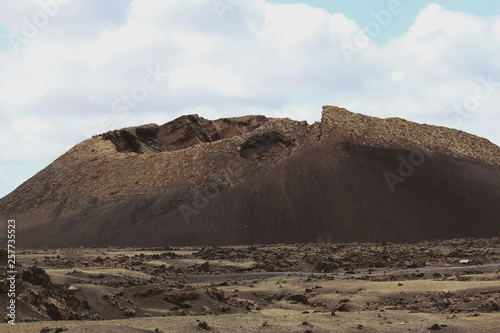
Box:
[320,106,500,166]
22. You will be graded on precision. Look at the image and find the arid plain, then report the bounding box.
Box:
[2,238,499,332]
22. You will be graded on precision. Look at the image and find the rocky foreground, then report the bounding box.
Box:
[1,106,500,247]
[1,238,499,332]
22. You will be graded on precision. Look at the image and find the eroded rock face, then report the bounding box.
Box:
[102,124,165,154]
[1,106,499,247]
[157,114,269,151]
[101,114,271,154]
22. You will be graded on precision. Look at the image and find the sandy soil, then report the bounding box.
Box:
[1,238,499,332]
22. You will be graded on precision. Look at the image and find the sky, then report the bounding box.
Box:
[0,0,500,198]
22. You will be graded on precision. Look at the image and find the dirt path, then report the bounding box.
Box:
[161,263,500,282]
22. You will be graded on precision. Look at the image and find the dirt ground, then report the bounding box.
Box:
[1,238,499,332]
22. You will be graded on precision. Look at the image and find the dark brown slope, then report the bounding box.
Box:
[1,106,499,248]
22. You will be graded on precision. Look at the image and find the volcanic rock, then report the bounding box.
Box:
[1,106,499,247]
[22,266,52,286]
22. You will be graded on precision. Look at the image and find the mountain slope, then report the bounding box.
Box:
[1,106,499,248]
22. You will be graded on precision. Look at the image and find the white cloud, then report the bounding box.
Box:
[0,1,499,197]
[391,71,405,81]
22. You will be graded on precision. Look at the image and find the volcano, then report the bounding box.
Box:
[1,106,499,248]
